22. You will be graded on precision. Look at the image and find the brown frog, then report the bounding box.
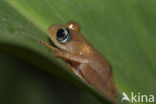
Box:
[40,21,117,103]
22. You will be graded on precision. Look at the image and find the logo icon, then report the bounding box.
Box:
[121,92,131,102]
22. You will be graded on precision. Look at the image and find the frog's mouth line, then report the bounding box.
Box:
[48,38,60,49]
[48,40,65,52]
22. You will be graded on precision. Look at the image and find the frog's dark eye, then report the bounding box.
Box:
[56,28,71,43]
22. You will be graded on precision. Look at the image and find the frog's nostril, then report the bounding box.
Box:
[48,26,52,32]
[48,24,57,32]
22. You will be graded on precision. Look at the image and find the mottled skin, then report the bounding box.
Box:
[41,21,117,103]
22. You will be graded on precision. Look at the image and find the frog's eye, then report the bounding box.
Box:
[66,21,80,32]
[56,28,71,43]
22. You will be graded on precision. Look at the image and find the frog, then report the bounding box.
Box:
[40,21,118,103]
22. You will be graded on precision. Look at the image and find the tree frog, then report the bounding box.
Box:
[40,21,117,103]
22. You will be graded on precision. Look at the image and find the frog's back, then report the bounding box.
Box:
[81,48,117,103]
[70,27,117,102]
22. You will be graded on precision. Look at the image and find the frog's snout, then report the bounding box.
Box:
[48,25,56,33]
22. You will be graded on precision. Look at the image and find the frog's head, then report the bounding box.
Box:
[48,21,81,51]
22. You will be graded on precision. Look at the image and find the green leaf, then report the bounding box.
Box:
[0,0,156,104]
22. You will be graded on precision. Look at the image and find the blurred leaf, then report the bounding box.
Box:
[0,52,101,104]
[0,0,156,104]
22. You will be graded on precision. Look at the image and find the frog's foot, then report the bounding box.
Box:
[53,52,60,58]
[40,40,59,52]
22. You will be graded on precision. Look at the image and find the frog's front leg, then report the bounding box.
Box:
[54,51,88,64]
[40,40,88,64]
